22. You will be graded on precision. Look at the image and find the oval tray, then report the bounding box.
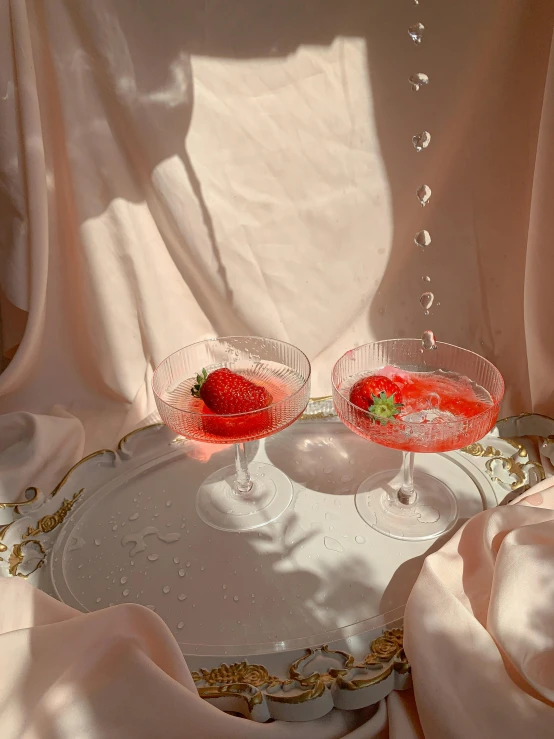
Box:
[0,403,545,721]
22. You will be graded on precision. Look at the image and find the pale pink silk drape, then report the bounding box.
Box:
[0,575,423,738]
[1,0,554,445]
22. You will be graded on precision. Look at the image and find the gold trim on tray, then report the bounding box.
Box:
[9,539,46,578]
[192,628,409,714]
[117,424,164,451]
[460,443,502,458]
[0,522,13,554]
[461,439,545,493]
[0,487,39,511]
[49,450,116,498]
[22,490,83,539]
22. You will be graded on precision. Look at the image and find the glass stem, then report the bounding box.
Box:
[234,443,253,495]
[398,452,417,506]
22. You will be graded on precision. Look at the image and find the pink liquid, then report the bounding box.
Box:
[339,365,498,453]
[160,365,306,444]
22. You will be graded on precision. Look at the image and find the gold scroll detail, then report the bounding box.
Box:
[8,539,46,578]
[192,628,408,712]
[22,490,83,539]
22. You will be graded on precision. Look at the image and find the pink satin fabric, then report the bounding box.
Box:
[0,577,420,738]
[404,479,554,738]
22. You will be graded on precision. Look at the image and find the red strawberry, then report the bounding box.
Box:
[349,375,403,425]
[201,406,270,439]
[191,368,272,414]
[191,368,273,438]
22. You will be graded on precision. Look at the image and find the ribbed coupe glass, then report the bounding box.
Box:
[153,337,311,532]
[332,339,504,541]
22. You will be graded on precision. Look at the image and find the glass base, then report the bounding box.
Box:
[196,461,294,532]
[355,468,458,541]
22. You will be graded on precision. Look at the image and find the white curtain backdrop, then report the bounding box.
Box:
[1,0,553,453]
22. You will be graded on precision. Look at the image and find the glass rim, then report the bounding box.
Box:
[331,338,505,428]
[152,336,312,418]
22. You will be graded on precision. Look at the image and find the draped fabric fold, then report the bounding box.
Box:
[405,481,554,738]
[0,577,415,738]
[1,0,554,435]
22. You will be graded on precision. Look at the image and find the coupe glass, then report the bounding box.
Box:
[332,339,504,541]
[153,337,311,532]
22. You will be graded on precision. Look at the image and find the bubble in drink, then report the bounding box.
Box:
[408,23,425,45]
[409,73,429,91]
[412,131,431,152]
[417,184,432,207]
[420,292,434,311]
[415,230,432,248]
[422,275,431,282]
[422,330,437,350]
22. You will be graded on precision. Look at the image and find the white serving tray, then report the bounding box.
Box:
[0,404,546,721]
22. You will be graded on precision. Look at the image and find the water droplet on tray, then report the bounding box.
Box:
[173,557,180,564]
[177,622,184,630]
[120,576,128,584]
[158,533,180,543]
[324,537,344,553]
[68,536,86,551]
[233,596,239,602]
[163,586,171,594]
[96,597,102,603]
[146,605,156,611]
[121,526,159,557]
[420,292,434,311]
[422,330,437,351]
[179,569,185,577]
[147,554,159,562]
[355,535,366,544]
[417,184,432,207]
[122,589,130,596]
[422,275,431,282]
[408,22,425,45]
[415,230,431,248]
[178,594,187,601]
[412,130,431,152]
[94,539,101,546]
[409,72,429,91]
[129,513,139,521]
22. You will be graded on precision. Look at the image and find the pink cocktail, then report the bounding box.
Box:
[158,371,300,445]
[332,339,504,541]
[153,337,311,532]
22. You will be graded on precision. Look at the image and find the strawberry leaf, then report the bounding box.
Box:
[368,391,403,425]
[191,368,208,398]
